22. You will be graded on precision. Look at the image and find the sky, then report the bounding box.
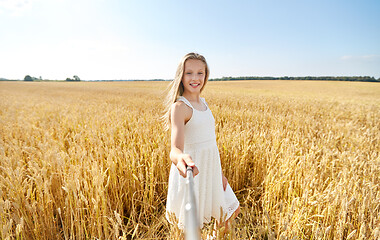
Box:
[0,0,379,80]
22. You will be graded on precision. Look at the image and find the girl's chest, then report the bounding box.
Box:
[186,110,215,130]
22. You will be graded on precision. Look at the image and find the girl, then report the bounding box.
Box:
[164,52,240,234]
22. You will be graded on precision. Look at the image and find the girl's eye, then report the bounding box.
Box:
[186,72,192,75]
[198,72,204,75]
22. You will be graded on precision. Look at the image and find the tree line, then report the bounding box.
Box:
[210,76,380,82]
[23,75,80,81]
[18,75,380,82]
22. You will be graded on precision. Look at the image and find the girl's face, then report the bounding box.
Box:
[181,59,206,95]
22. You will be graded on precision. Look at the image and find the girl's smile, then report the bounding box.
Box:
[190,83,200,88]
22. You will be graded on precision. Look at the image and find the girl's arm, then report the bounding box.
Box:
[169,102,199,178]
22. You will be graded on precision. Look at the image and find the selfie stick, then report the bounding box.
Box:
[185,166,201,240]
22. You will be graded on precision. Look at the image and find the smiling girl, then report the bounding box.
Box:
[164,52,240,235]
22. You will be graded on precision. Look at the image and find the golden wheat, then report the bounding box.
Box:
[0,80,379,239]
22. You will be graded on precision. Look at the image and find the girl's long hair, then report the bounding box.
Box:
[162,52,210,131]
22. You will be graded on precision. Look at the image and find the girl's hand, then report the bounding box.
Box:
[222,174,228,191]
[176,153,199,178]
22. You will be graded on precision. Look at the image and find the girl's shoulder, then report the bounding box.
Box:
[175,96,194,109]
[170,99,192,123]
[171,100,186,109]
[171,100,191,113]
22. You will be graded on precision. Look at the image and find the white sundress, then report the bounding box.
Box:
[166,96,240,229]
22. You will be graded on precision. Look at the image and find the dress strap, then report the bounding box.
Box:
[200,97,209,108]
[176,96,193,109]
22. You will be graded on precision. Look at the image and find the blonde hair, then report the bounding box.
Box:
[162,52,210,130]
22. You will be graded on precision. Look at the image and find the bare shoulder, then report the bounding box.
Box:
[171,101,192,122]
[171,101,190,112]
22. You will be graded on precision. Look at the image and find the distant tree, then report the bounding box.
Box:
[24,75,33,81]
[39,76,42,80]
[66,75,80,81]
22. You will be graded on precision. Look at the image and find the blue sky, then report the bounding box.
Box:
[1,0,379,80]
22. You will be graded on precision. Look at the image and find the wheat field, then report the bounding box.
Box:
[0,80,379,239]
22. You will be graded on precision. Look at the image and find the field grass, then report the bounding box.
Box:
[0,80,379,239]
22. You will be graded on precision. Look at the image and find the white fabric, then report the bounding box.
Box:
[166,96,240,229]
